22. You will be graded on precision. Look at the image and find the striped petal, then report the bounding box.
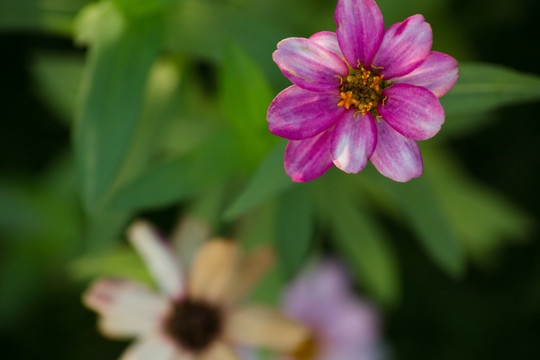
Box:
[331,111,377,173]
[391,51,459,97]
[370,120,423,182]
[284,127,335,182]
[378,83,444,140]
[267,85,343,140]
[335,0,384,68]
[372,14,432,79]
[273,37,349,92]
[309,31,343,58]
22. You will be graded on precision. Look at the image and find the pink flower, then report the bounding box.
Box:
[83,220,308,360]
[282,260,382,360]
[267,0,458,182]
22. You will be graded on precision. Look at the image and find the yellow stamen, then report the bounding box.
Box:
[370,74,384,92]
[360,67,371,85]
[337,91,358,110]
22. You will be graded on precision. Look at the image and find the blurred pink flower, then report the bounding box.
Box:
[267,0,458,182]
[83,220,308,360]
[282,260,382,360]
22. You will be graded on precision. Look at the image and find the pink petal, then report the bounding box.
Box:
[335,0,384,68]
[309,31,343,58]
[273,37,349,92]
[284,127,335,182]
[331,111,377,173]
[370,120,423,182]
[378,83,444,140]
[83,279,169,339]
[372,14,432,79]
[391,51,459,97]
[267,85,344,140]
[128,221,185,299]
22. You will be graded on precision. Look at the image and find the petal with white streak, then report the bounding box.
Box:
[267,85,343,140]
[370,120,423,182]
[372,14,432,79]
[273,37,349,92]
[331,111,377,173]
[378,83,444,140]
[391,51,459,97]
[284,127,335,182]
[309,31,343,58]
[128,220,184,299]
[335,0,385,68]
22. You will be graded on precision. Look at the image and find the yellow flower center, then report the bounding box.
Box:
[337,66,388,117]
[291,335,318,360]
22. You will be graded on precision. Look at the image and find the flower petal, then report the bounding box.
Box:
[284,127,335,182]
[170,215,211,270]
[267,86,343,140]
[273,37,349,92]
[391,51,459,97]
[379,83,444,140]
[83,279,169,339]
[370,120,423,182]
[225,245,275,304]
[226,305,309,352]
[331,111,377,173]
[309,31,343,58]
[119,336,182,360]
[200,342,239,360]
[335,0,384,68]
[372,14,432,79]
[188,239,240,303]
[128,220,184,299]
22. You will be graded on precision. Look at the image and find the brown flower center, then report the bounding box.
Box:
[291,335,318,360]
[337,66,389,117]
[164,298,222,352]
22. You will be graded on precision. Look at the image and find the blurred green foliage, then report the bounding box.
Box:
[1,0,540,358]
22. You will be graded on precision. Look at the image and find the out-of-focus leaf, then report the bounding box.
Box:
[220,41,276,168]
[111,0,178,17]
[379,177,465,277]
[224,141,293,220]
[32,53,85,124]
[441,63,540,134]
[0,0,88,34]
[70,246,152,285]
[276,187,313,278]
[74,2,163,213]
[423,146,532,262]
[314,178,399,305]
[109,131,240,211]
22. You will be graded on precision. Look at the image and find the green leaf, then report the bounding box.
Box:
[275,187,313,278]
[111,0,178,17]
[0,0,88,34]
[314,179,399,305]
[109,131,240,211]
[380,177,465,277]
[220,41,277,168]
[74,2,163,212]
[423,146,532,263]
[441,63,540,134]
[224,141,294,220]
[32,53,85,123]
[70,246,152,285]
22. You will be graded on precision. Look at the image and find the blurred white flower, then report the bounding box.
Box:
[83,220,308,360]
[282,260,383,360]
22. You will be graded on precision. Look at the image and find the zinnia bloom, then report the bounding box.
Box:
[282,260,382,360]
[83,220,308,359]
[267,0,458,182]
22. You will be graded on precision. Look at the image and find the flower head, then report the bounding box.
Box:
[83,220,308,360]
[267,0,458,182]
[282,260,382,360]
